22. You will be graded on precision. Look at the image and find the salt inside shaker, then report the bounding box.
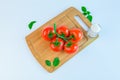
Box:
[87,24,101,38]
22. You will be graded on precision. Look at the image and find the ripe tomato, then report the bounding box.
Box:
[57,26,69,37]
[50,38,64,52]
[42,27,56,41]
[69,28,83,43]
[64,41,78,54]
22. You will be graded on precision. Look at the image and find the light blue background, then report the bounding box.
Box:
[0,0,120,80]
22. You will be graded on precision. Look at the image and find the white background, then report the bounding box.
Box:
[0,0,120,80]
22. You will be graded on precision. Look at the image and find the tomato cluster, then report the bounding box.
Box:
[41,25,83,54]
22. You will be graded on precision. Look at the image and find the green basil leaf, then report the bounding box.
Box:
[87,15,93,22]
[53,57,60,67]
[81,6,87,12]
[45,60,51,66]
[28,21,36,30]
[83,12,87,16]
[87,11,91,15]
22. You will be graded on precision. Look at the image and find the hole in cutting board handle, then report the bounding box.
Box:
[74,15,88,31]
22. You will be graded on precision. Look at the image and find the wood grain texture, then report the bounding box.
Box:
[25,7,98,73]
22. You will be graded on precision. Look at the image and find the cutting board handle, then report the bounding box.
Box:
[68,7,92,29]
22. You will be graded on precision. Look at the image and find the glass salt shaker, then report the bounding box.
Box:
[87,24,101,38]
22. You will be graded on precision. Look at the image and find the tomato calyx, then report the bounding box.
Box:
[67,34,75,40]
[42,27,56,41]
[64,41,78,54]
[52,39,61,47]
[66,41,72,47]
[50,38,64,52]
[69,29,83,43]
[60,33,65,37]
[57,25,69,37]
[48,31,54,39]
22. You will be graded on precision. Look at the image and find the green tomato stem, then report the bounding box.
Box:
[54,23,68,41]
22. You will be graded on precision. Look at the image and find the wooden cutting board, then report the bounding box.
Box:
[25,7,98,73]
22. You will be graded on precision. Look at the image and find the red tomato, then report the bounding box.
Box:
[69,28,83,43]
[42,27,56,41]
[50,38,64,52]
[64,41,78,54]
[57,26,69,37]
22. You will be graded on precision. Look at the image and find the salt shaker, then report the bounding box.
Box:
[87,24,101,38]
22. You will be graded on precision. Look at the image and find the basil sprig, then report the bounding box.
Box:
[45,57,60,67]
[81,6,93,22]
